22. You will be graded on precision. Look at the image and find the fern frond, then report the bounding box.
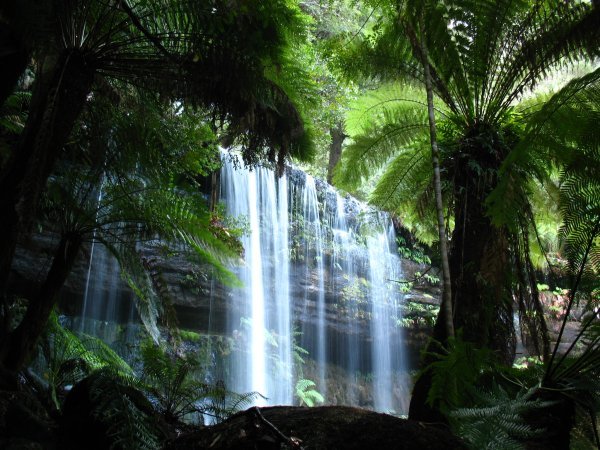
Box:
[335,84,430,191]
[86,370,162,450]
[450,386,551,450]
[33,312,134,409]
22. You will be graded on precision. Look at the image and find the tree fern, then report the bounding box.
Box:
[425,334,494,413]
[37,93,248,341]
[0,90,30,135]
[335,83,432,199]
[203,382,264,424]
[295,378,325,407]
[532,68,600,446]
[489,68,600,233]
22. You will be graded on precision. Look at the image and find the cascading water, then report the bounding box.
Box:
[219,156,407,413]
[78,185,136,343]
[296,174,327,400]
[75,155,409,413]
[78,241,137,344]
[220,162,293,405]
[367,218,404,412]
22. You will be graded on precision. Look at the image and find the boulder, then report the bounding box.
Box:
[167,405,467,450]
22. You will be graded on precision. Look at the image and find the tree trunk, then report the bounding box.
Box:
[0,50,95,296]
[521,389,575,450]
[449,124,516,364]
[327,122,345,185]
[407,15,454,423]
[418,20,454,341]
[1,233,82,371]
[210,170,220,213]
[0,23,29,108]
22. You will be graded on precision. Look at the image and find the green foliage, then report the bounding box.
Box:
[488,69,600,238]
[178,329,202,343]
[138,339,260,425]
[33,312,133,410]
[289,0,364,179]
[138,338,216,423]
[450,386,550,450]
[425,334,494,413]
[397,301,439,328]
[38,94,248,340]
[336,83,430,191]
[84,369,162,450]
[542,68,600,392]
[396,236,431,265]
[295,378,325,407]
[334,83,443,241]
[0,90,30,166]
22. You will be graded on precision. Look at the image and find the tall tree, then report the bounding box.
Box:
[413,8,454,340]
[0,90,247,370]
[0,0,318,372]
[335,0,598,418]
[0,0,315,302]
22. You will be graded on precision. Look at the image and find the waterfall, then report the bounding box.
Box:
[221,162,293,405]
[79,241,136,343]
[367,218,403,412]
[296,174,327,400]
[219,157,407,413]
[74,155,409,413]
[78,183,136,342]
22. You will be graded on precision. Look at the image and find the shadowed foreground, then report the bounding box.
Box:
[167,406,467,450]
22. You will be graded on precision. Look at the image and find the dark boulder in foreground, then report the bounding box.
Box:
[167,405,467,450]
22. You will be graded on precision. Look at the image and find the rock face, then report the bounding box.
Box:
[138,242,440,365]
[9,228,439,358]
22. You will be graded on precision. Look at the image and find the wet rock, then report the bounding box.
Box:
[166,406,468,450]
[0,389,56,449]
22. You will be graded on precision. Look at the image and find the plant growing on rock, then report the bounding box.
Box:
[295,379,325,407]
[138,338,260,426]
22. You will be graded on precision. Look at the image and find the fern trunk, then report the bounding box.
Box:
[407,14,454,423]
[0,50,95,297]
[418,17,454,342]
[522,389,575,449]
[0,232,82,371]
[327,121,345,185]
[449,123,516,364]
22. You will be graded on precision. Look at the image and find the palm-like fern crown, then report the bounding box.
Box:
[336,0,598,238]
[3,0,316,168]
[412,0,599,125]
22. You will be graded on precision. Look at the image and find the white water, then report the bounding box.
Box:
[221,162,293,405]
[220,158,407,413]
[78,183,134,340]
[78,240,136,343]
[368,219,403,412]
